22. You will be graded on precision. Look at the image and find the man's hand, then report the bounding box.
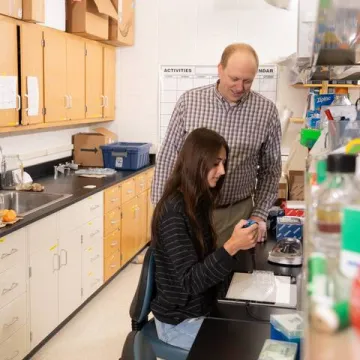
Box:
[250,216,267,243]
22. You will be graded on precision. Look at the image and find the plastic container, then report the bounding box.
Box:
[270,313,303,360]
[300,128,321,149]
[100,142,151,170]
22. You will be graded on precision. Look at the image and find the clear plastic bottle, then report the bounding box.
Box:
[312,154,360,303]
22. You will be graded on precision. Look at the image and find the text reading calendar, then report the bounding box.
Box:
[159,65,278,143]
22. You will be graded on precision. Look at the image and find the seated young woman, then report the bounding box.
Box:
[150,127,258,351]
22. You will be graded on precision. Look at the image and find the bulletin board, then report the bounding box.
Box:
[158,64,278,144]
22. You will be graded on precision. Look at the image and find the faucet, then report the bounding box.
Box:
[54,163,70,179]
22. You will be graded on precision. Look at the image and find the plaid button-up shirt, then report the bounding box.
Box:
[151,83,281,220]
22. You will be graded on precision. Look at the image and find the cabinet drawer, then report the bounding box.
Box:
[83,238,103,273]
[0,325,26,360]
[0,230,26,274]
[0,266,26,310]
[104,251,121,282]
[146,168,154,189]
[82,216,103,248]
[82,256,103,301]
[135,173,147,195]
[121,178,136,203]
[82,192,103,221]
[104,184,121,213]
[104,228,121,258]
[28,213,57,255]
[0,293,26,345]
[104,208,121,236]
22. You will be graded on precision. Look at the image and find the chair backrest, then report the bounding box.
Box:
[121,331,156,360]
[129,247,155,325]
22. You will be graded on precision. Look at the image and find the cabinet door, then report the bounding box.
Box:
[85,41,103,119]
[66,36,85,120]
[103,46,115,119]
[58,227,82,323]
[29,247,59,349]
[147,190,153,242]
[0,21,19,127]
[121,198,137,265]
[20,23,44,125]
[136,192,148,251]
[44,29,67,123]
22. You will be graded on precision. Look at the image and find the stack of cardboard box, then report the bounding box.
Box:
[66,0,134,45]
[0,0,44,22]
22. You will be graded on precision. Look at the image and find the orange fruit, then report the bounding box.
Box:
[2,210,16,222]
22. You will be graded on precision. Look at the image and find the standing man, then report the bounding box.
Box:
[151,43,281,246]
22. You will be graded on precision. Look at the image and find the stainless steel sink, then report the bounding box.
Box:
[0,191,72,217]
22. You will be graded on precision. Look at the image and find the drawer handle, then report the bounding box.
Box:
[127,189,133,194]
[110,241,118,247]
[110,198,119,203]
[1,248,18,260]
[110,264,118,269]
[2,282,18,296]
[91,254,100,263]
[91,278,101,288]
[5,350,19,360]
[111,220,119,225]
[90,230,100,238]
[90,204,100,211]
[3,316,19,329]
[140,183,144,187]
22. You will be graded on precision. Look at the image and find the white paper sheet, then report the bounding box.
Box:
[0,76,17,110]
[27,76,40,116]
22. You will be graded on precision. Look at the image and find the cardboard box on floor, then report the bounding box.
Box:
[104,0,134,46]
[73,127,117,167]
[0,0,22,19]
[66,0,118,41]
[22,0,45,23]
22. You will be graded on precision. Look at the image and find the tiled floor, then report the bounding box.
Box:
[32,263,142,360]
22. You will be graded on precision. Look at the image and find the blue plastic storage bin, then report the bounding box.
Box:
[100,142,151,170]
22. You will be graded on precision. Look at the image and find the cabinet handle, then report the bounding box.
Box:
[90,230,100,238]
[90,254,100,263]
[110,197,119,203]
[24,94,29,113]
[16,95,21,111]
[91,278,101,288]
[111,220,119,225]
[53,253,60,272]
[127,189,133,194]
[5,350,19,360]
[2,282,18,296]
[110,241,118,247]
[100,95,105,108]
[64,95,70,109]
[69,95,73,109]
[90,204,100,211]
[3,316,19,329]
[1,248,18,260]
[110,264,117,269]
[105,95,109,108]
[60,249,68,267]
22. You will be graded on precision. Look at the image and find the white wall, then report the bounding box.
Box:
[116,0,306,151]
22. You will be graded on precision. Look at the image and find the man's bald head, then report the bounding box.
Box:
[220,43,259,69]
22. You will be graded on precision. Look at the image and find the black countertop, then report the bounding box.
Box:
[0,165,154,238]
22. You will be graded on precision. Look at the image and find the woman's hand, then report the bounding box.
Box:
[223,219,258,256]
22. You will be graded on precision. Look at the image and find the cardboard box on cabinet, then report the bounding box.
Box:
[22,0,45,23]
[73,127,117,167]
[66,0,118,41]
[0,0,22,19]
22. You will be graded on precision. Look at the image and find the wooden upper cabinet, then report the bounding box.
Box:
[20,23,44,125]
[44,29,67,123]
[0,21,19,127]
[66,36,85,120]
[85,41,103,119]
[103,46,116,119]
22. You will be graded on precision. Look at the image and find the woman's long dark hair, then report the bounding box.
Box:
[151,128,229,258]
